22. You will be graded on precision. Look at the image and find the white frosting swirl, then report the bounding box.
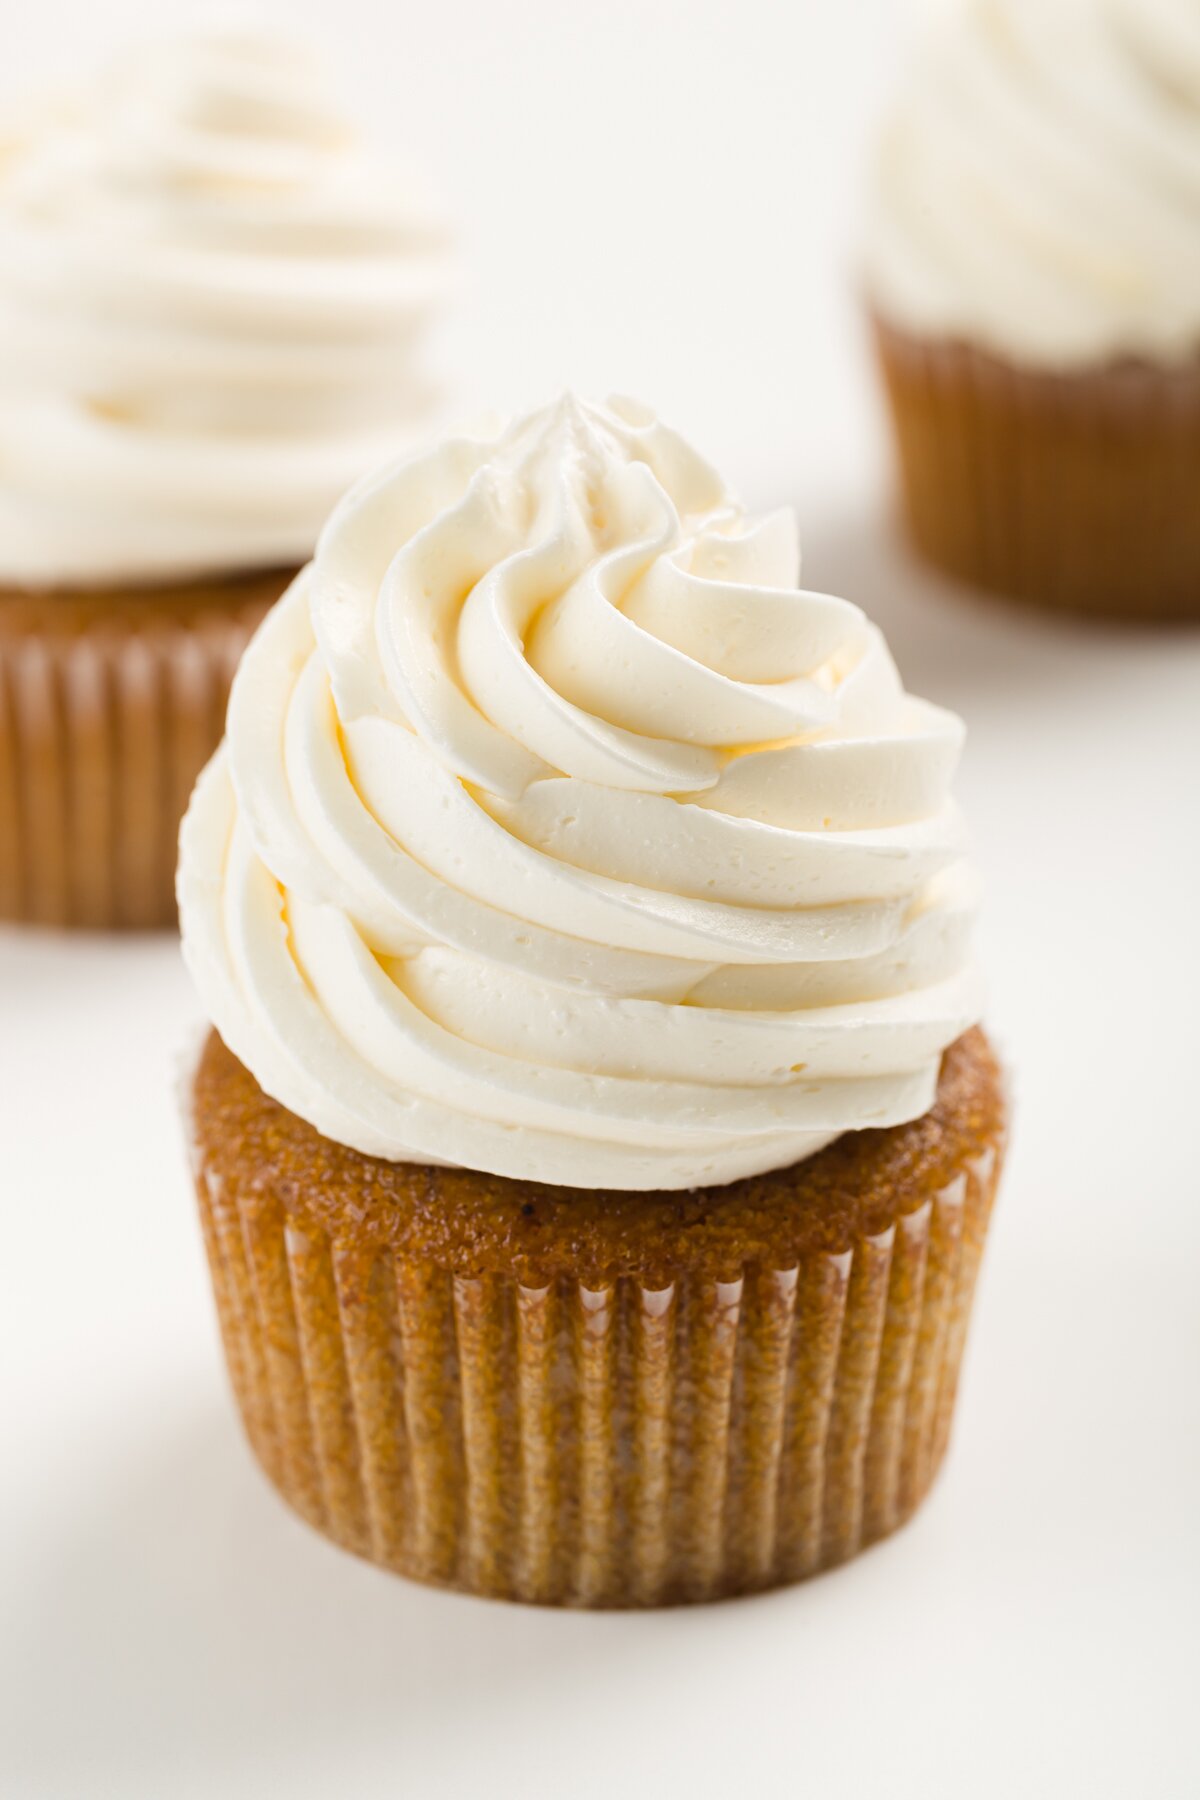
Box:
[0,29,449,586]
[179,396,981,1191]
[863,0,1200,366]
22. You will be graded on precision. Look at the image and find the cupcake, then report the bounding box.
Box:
[178,396,1007,1607]
[0,29,449,927]
[863,0,1200,621]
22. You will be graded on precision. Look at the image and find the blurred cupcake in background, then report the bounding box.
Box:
[864,0,1200,621]
[0,27,450,928]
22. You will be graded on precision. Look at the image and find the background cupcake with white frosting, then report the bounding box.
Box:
[0,25,450,928]
[863,0,1200,620]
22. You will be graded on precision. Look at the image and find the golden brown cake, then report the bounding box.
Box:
[864,0,1200,621]
[0,571,288,929]
[188,1027,1005,1607]
[178,396,1005,1606]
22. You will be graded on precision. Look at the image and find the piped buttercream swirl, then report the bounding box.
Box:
[179,396,981,1191]
[0,28,449,586]
[863,0,1200,366]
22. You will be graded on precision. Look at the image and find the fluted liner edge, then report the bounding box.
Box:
[0,609,265,929]
[872,314,1200,620]
[194,1142,1000,1608]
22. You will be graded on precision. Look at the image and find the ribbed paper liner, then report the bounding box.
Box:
[0,601,270,930]
[872,314,1200,621]
[192,1143,1000,1607]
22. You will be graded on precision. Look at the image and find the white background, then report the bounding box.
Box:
[3,3,1199,1797]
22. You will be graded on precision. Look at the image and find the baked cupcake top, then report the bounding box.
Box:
[863,0,1200,367]
[0,28,449,588]
[179,396,981,1191]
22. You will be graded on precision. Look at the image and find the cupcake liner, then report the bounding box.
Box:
[872,314,1200,621]
[0,585,280,930]
[190,1129,1002,1608]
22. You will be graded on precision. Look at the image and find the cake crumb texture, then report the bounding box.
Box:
[190,1028,1006,1605]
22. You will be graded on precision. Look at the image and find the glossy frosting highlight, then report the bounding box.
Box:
[0,28,449,586]
[863,0,1200,366]
[179,397,981,1190]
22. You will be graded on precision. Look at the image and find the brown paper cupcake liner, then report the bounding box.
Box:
[872,313,1200,621]
[0,571,291,929]
[188,1052,1004,1608]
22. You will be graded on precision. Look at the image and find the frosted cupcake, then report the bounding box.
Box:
[0,28,448,927]
[179,396,1007,1607]
[864,0,1200,620]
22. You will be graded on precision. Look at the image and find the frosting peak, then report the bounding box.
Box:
[863,0,1200,366]
[0,28,450,586]
[179,397,981,1190]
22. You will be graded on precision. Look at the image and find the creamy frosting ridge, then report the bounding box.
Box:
[0,28,449,586]
[863,0,1200,366]
[179,396,981,1191]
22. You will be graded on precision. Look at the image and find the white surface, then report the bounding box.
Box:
[2,3,1199,1798]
